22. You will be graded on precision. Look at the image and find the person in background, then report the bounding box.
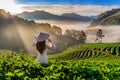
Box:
[32,32,55,64]
[95,29,105,43]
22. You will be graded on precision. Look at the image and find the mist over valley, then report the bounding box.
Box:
[0,8,120,54]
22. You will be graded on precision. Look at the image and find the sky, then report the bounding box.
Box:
[16,0,120,5]
[0,0,120,16]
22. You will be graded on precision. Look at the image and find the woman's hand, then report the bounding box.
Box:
[47,38,52,42]
[46,38,56,49]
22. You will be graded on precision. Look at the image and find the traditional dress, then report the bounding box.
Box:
[32,32,55,64]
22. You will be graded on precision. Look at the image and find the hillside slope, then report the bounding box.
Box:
[90,8,120,26]
[49,43,120,60]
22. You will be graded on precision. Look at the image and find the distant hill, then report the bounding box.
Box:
[17,11,67,20]
[89,8,120,27]
[61,13,93,22]
[17,11,94,22]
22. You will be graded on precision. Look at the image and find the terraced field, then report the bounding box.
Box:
[49,43,120,60]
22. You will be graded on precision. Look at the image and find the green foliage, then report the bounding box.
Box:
[0,43,120,79]
[111,47,116,55]
[1,52,120,80]
[116,47,120,56]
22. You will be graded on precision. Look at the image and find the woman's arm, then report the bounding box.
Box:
[46,39,56,49]
[32,37,37,46]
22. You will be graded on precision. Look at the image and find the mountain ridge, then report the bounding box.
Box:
[61,13,93,21]
[89,8,120,27]
[17,10,94,22]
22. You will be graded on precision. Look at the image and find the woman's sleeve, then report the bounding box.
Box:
[32,38,37,46]
[46,41,56,49]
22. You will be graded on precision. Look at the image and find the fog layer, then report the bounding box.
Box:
[85,25,120,43]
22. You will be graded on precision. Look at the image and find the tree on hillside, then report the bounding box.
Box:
[78,30,87,43]
[95,29,105,43]
[64,30,87,43]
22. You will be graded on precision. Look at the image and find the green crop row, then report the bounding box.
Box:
[0,52,120,80]
[50,43,120,60]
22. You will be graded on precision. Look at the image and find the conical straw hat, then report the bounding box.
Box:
[35,32,49,42]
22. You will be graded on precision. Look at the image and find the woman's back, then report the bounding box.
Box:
[37,49,48,63]
[32,34,55,64]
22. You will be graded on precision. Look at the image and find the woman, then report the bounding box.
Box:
[32,32,55,64]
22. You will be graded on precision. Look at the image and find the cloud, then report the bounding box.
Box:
[18,4,120,16]
[0,0,21,14]
[85,25,120,43]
